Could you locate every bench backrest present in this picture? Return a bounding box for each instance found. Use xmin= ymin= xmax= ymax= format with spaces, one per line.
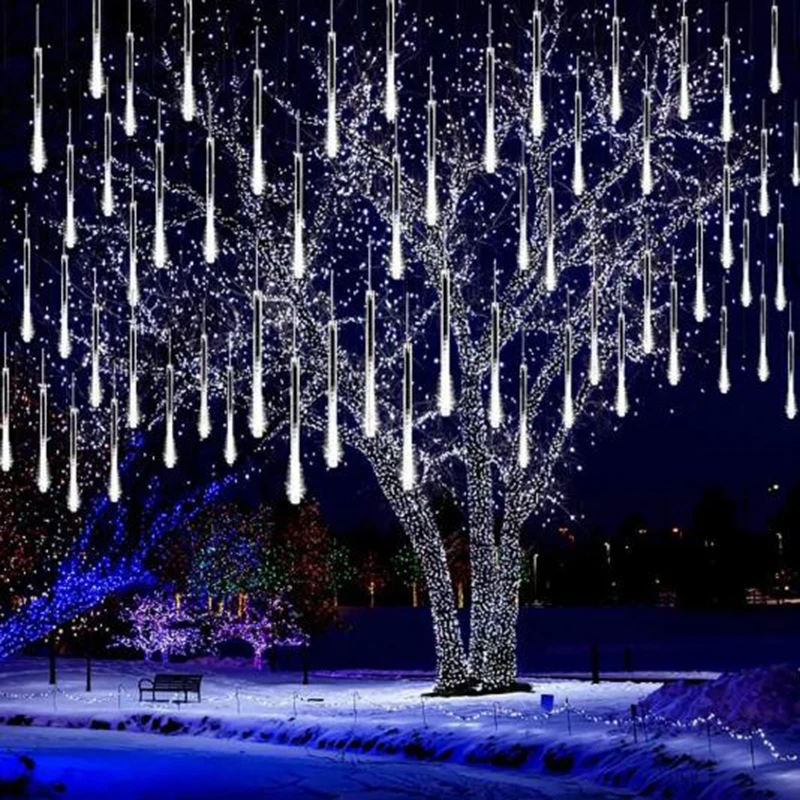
xmin=152 ymin=674 xmax=203 ymax=690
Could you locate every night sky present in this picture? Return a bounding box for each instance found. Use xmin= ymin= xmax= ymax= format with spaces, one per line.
xmin=0 ymin=0 xmax=797 ymax=543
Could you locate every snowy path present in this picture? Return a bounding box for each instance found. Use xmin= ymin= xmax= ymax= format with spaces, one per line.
xmin=2 ymin=726 xmax=632 ymax=799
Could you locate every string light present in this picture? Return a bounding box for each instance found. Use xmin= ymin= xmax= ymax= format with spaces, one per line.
xmin=484 ymin=5 xmax=497 ymax=174
xmin=124 ymin=0 xmax=136 ymax=137
xmin=89 ymin=0 xmax=104 ymax=100
xmin=30 ymin=5 xmax=46 ymax=174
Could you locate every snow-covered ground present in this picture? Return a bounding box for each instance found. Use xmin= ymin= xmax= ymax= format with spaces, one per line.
xmin=0 ymin=726 xmax=633 ymax=799
xmin=0 ymin=658 xmax=798 ymax=798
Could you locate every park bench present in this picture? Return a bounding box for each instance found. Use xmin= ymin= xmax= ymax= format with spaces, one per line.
xmin=138 ymin=673 xmax=203 ymax=704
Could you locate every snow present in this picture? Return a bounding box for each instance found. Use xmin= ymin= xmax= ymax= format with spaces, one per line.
xmin=642 ymin=666 xmax=800 ymax=732
xmin=0 ymin=726 xmax=631 ymax=799
xmin=0 ymin=658 xmax=797 ymax=799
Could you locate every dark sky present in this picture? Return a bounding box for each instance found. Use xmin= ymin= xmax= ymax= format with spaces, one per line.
xmin=0 ymin=0 xmax=798 ymax=543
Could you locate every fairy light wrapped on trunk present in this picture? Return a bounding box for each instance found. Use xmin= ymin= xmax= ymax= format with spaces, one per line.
xmin=124 ymin=0 xmax=136 ymax=137
xmin=89 ymin=0 xmax=104 ymax=100
xmin=30 ymin=5 xmax=46 ymax=174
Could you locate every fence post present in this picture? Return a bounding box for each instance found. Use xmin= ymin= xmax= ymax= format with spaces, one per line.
xmin=630 ymin=704 xmax=638 ymax=744
xmin=566 ymin=698 xmax=572 ymax=736
xmin=352 ymin=691 xmax=359 ymax=725
xmin=493 ymin=702 xmax=499 ymax=732
xmin=118 ymin=684 xmax=123 ymax=711
xmin=590 ymin=643 xmax=600 ymax=684
xmin=421 ymin=697 xmax=427 ymax=728
xmin=235 ymin=688 xmax=241 ymax=715
xmin=292 ymin=691 xmax=298 ymax=718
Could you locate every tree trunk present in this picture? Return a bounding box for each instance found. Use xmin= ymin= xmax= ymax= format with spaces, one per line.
xmin=48 ymin=632 xmax=57 ymax=686
xmin=411 ymin=581 xmax=418 ymax=608
xmin=85 ymin=651 xmax=92 ymax=693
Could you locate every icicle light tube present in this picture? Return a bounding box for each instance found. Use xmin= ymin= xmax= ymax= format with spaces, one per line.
xmin=760 ymin=105 xmax=771 ymax=218
xmin=67 ymin=381 xmax=80 ymax=513
xmin=21 ymin=207 xmax=34 ymax=344
xmin=89 ymin=0 xmax=103 ymax=100
xmin=287 ymin=340 xmax=305 ymax=505
xmin=102 ymin=82 xmax=115 ymax=217
xmin=37 ymin=352 xmax=49 ymax=494
xmin=721 ymin=5 xmax=733 ymax=143
xmin=489 ymin=266 xmax=503 ymax=429
xmin=293 ymin=120 xmax=306 ymax=279
xmin=154 ymin=105 xmax=168 ymax=268
xmin=90 ymin=275 xmax=102 ymax=408
xmin=545 ymin=170 xmax=557 ymax=292
xmin=384 ymin=0 xmax=397 ymax=122
xmin=518 ymin=155 xmax=529 ymax=272
xmin=679 ymin=1 xmax=691 ymax=120
xmin=250 ymin=254 xmax=265 ymax=438
xmin=58 ymin=242 xmax=70 ymax=359
xmin=364 ymin=245 xmax=378 ymax=438
xmin=425 ymin=62 xmax=438 ymax=228
xmin=694 ymin=215 xmax=706 ymax=323
xmin=326 ymin=5 xmax=339 ymax=159
xmin=181 ymin=0 xmax=195 ymax=122
xmin=325 ymin=279 xmax=342 ymax=469
xmin=572 ymin=59 xmax=585 ymax=196
xmin=30 ymin=6 xmax=46 ymax=174
xmin=787 ymin=307 xmax=797 ymax=420
xmin=616 ymin=293 xmax=629 ymax=418
xmin=589 ymin=265 xmax=601 ymax=387
xmin=776 ymin=198 xmax=787 ymax=312
xmin=438 ymin=266 xmax=454 ymax=417
xmin=128 ymin=170 xmax=139 ymax=306
xmin=198 ymin=311 xmax=211 ymax=440
xmin=484 ymin=7 xmax=497 ymax=174
xmin=769 ymin=1 xmax=781 ymax=95
xmin=642 ymin=246 xmax=654 ymax=355
xmin=225 ymin=337 xmax=237 ymax=466
xmin=108 ymin=385 xmax=121 ymax=503
xmin=668 ymin=259 xmax=681 ymax=387
xmin=741 ymin=195 xmax=752 ymax=307
xmin=641 ymin=59 xmax=653 ymax=196
xmin=531 ymin=3 xmax=543 ymax=138
xmin=518 ymin=346 xmax=530 ymax=469
xmin=127 ymin=311 xmax=139 ymax=429
xmin=610 ymin=1 xmax=622 ymax=124
xmin=124 ymin=0 xmax=136 ymax=137
xmin=390 ymin=131 xmax=404 ymax=280
xmin=1 ymin=337 xmax=12 ymax=473
xmin=719 ymin=282 xmax=731 ymax=395
xmin=721 ymin=147 xmax=733 ymax=269
xmin=759 ymin=267 xmax=770 ymax=383
xmin=65 ymin=112 xmax=76 ymax=250
xmin=563 ymin=293 xmax=574 ymax=429
xmin=251 ymin=31 xmax=264 ymax=196
xmin=204 ymin=114 xmax=218 ymax=264
xmin=401 ymin=335 xmax=416 ymax=491
xmin=164 ymin=335 xmax=177 ymax=469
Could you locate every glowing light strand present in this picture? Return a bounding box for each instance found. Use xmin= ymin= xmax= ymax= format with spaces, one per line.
xmin=287 ymin=319 xmax=305 ymax=505
xmin=250 ymin=249 xmax=265 ymax=439
xmin=489 ymin=263 xmax=504 ymax=429
xmin=90 ymin=271 xmax=102 ymax=408
xmin=642 ymin=238 xmax=654 ymax=354
xmin=124 ymin=0 xmax=136 ymax=137
xmin=425 ymin=60 xmax=438 ymax=228
xmin=668 ymin=254 xmax=681 ymax=387
xmin=154 ymin=102 xmax=168 ymax=268
xmin=127 ymin=310 xmax=139 ymax=430
xmin=101 ymin=81 xmax=115 ymax=217
xmin=21 ymin=206 xmax=34 ymax=344
xmin=563 ymin=292 xmax=574 ymax=429
xmin=694 ymin=212 xmax=707 ymax=323
xmin=518 ymin=147 xmax=529 ymax=272
xmin=439 ymin=259 xmax=454 ymax=417
xmin=776 ymin=195 xmax=787 ymax=311
xmin=589 ymin=258 xmax=601 ymax=386
xmin=251 ymin=30 xmax=264 ymax=195
xmin=293 ymin=118 xmax=306 ymax=279
xmin=225 ymin=335 xmax=237 ymax=466
xmin=401 ymin=297 xmax=416 ymax=491
xmin=325 ymin=275 xmax=342 ymax=469
xmin=721 ymin=144 xmax=733 ymax=269
xmin=58 ymin=238 xmax=70 ymax=359
xmin=204 ymin=103 xmax=218 ymax=264
xmin=759 ymin=265 xmax=770 ymax=382
xmin=641 ymin=57 xmax=653 ymax=196
xmin=616 ymin=284 xmax=629 ymax=418
xmin=741 ymin=192 xmax=752 ymax=307
xmin=545 ymin=159 xmax=557 ymax=292
xmin=721 ymin=4 xmax=733 ymax=143
xmin=390 ymin=121 xmax=404 ymax=280
xmin=518 ymin=331 xmax=530 ymax=469
xmin=164 ymin=332 xmax=177 ymax=469
xmin=531 ymin=2 xmax=544 ymax=138
xmin=484 ymin=6 xmax=497 ymax=174
xmin=610 ymin=1 xmax=622 ymax=124
xmin=128 ymin=169 xmax=139 ymax=306
xmin=572 ymin=58 xmax=585 ymax=196
xmin=326 ymin=1 xmax=339 ymax=159
xmin=1 ymin=337 xmax=12 ymax=473
xmin=65 ymin=110 xmax=76 ymax=249
xmin=679 ymin=0 xmax=691 ymax=120
xmin=719 ymin=280 xmax=731 ymax=395
xmin=760 ymin=102 xmax=771 ymax=218
xmin=364 ymin=243 xmax=378 ymax=438
xmin=384 ymin=0 xmax=397 ymax=122
xmin=181 ymin=0 xmax=195 ymax=122
xmin=769 ymin=1 xmax=781 ymax=95
xmin=198 ymin=305 xmax=211 ymax=440
xmin=108 ymin=375 xmax=121 ymax=503
xmin=67 ymin=378 xmax=80 ymax=513
xmin=89 ymin=0 xmax=104 ymax=100
xmin=30 ymin=5 xmax=46 ymax=174
xmin=787 ymin=305 xmax=797 ymax=420
xmin=37 ymin=351 xmax=49 ymax=494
